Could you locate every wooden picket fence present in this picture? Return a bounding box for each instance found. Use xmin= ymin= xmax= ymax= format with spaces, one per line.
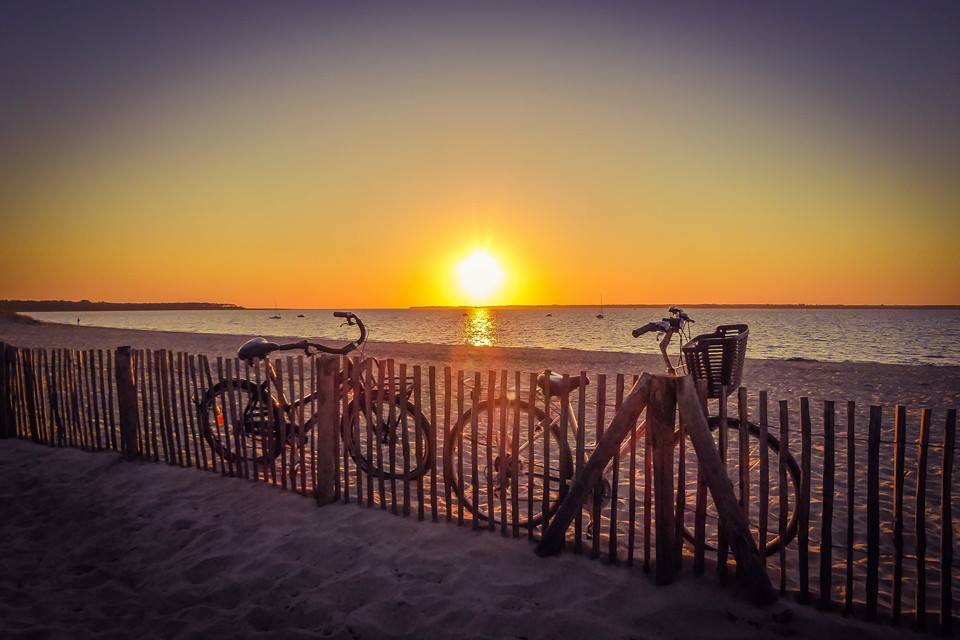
xmin=0 ymin=342 xmax=956 ymax=632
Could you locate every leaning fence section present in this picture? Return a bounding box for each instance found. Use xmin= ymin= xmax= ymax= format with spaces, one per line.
xmin=0 ymin=342 xmax=956 ymax=633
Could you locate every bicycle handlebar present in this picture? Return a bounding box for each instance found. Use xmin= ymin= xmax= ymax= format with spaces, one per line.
xmin=238 ymin=312 xmax=368 ymax=363
xmin=308 ymin=311 xmax=367 ymax=355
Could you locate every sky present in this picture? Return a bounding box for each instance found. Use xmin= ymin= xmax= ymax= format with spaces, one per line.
xmin=1 ymin=1 xmax=958 ymax=308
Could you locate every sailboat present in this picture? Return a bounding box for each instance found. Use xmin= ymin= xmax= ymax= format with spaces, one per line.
xmin=269 ymin=298 xmax=281 ymax=320
xmin=596 ymin=296 xmax=604 ymax=319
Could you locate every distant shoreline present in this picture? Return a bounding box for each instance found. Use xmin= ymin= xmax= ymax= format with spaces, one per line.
xmin=0 ymin=300 xmax=242 ymax=312
xmin=7 ymin=301 xmax=958 ymax=312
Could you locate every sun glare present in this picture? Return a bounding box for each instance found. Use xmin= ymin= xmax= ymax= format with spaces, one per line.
xmin=456 ymin=249 xmax=505 ymax=305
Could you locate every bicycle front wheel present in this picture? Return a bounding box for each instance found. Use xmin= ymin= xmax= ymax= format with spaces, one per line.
xmin=680 ymin=416 xmax=801 ymax=556
xmin=344 ymin=393 xmax=433 ymax=481
xmin=444 ymin=398 xmax=573 ymax=528
xmin=198 ymin=378 xmax=281 ymax=466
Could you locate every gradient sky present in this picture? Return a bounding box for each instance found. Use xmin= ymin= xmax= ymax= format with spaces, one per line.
xmin=1 ymin=1 xmax=958 ymax=307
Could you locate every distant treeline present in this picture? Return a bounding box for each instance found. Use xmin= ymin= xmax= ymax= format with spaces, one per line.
xmin=0 ymin=300 xmax=243 ymax=312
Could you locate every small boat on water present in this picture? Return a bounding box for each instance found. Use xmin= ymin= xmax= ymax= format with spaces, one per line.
xmin=269 ymin=315 xmax=281 ymax=320
xmin=297 ymin=314 xmax=305 ymax=318
xmin=596 ymin=296 xmax=604 ymax=319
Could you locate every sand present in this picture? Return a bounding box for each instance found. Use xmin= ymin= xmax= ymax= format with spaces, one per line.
xmin=0 ymin=439 xmax=918 ymax=639
xmin=2 ymin=313 xmax=958 ymax=634
xmin=2 ymin=313 xmax=958 ymax=409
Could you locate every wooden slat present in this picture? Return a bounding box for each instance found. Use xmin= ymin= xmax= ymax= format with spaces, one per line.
xmin=758 ymin=391 xmax=769 ymax=568
xmin=915 ymin=407 xmax=931 ymax=629
xmin=541 ymin=370 xmax=552 ymax=538
xmin=499 ymin=369 xmax=508 ymax=535
xmin=156 ymin=352 xmax=173 ymax=465
xmin=353 ymin=359 xmax=364 ymax=505
xmin=941 ymin=409 xmax=956 ymax=634
xmin=778 ymin=399 xmax=790 ymax=595
xmin=892 ymin=404 xmax=907 ymax=624
xmin=576 ymin=373 xmax=587 ymax=554
xmin=674 ymin=376 xmax=687 ymax=570
xmin=820 ymin=400 xmax=836 ymax=610
xmin=167 ymin=352 xmax=184 ymax=465
xmin=866 ymin=405 xmax=881 ymax=619
xmin=415 ymin=365 xmax=425 ymax=521
xmin=252 ymin=359 xmax=268 ymax=480
xmin=717 ymin=385 xmax=729 ymax=582
xmin=223 ymin=359 xmax=243 ymax=479
xmin=526 ymin=372 xmax=535 ymax=539
xmin=457 ymin=370 xmax=465 ymax=526
xmin=471 ymin=371 xmax=481 ymax=530
xmin=141 ymin=350 xmax=154 ymax=461
xmin=298 ymin=356 xmax=307 ymax=495
xmin=737 ymin=387 xmax=750 ymax=523
xmin=76 ymin=351 xmax=91 ymax=449
xmin=558 ymin=373 xmax=570 ymax=549
xmin=188 ymin=355 xmax=207 ymax=471
xmin=798 ymin=396 xmax=812 ymax=602
xmin=429 ymin=366 xmax=438 ymax=521
xmin=287 ymin=356 xmax=299 ymax=489
xmin=386 ymin=360 xmax=397 ymax=513
xmin=693 ymin=381 xmax=708 ymax=576
xmin=338 ymin=361 xmax=348 ymax=501
xmin=399 ymin=364 xmax=413 ymax=517
xmin=593 ymin=373 xmax=605 ymax=560
xmin=376 ymin=361 xmax=386 ymax=508
xmin=169 ymin=352 xmax=185 ymax=466
xmin=200 ymin=356 xmax=222 ymax=475
xmin=177 ymin=353 xmax=193 ymax=468
xmin=444 ymin=367 xmax=453 ymax=521
xmin=609 ymin=374 xmax=623 ymax=564
xmin=485 ymin=370 xmax=495 ymax=530
xmin=363 ymin=360 xmax=375 ymax=507
xmin=511 ymin=370 xmax=522 ymax=538
xmin=844 ymin=400 xmax=855 ymax=615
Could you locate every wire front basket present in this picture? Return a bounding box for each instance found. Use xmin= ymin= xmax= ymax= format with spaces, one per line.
xmin=681 ymin=324 xmax=749 ymax=399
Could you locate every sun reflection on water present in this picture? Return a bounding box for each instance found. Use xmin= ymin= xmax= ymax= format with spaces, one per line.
xmin=463 ymin=307 xmax=495 ymax=346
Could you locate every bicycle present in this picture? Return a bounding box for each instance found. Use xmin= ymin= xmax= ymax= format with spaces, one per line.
xmin=197 ymin=312 xmax=433 ymax=481
xmin=444 ymin=314 xmax=801 ymax=555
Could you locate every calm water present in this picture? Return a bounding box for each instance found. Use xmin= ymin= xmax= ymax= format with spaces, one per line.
xmin=27 ymin=307 xmax=960 ymax=366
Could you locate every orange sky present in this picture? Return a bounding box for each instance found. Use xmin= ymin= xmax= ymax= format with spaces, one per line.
xmin=2 ymin=4 xmax=958 ymax=308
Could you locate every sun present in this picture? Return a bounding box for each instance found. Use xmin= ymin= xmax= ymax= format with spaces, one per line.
xmin=456 ymin=249 xmax=505 ymax=305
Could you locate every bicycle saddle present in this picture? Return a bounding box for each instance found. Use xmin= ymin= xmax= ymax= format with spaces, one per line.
xmin=238 ymin=337 xmax=278 ymax=363
xmin=537 ymin=371 xmax=590 ymax=396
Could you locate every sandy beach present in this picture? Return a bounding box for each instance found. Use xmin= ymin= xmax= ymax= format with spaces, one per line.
xmin=3 ymin=313 xmax=958 ymax=410
xmin=0 ymin=439 xmax=919 ymax=639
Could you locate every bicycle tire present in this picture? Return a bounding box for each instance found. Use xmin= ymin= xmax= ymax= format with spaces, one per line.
xmin=679 ymin=415 xmax=801 ymax=556
xmin=198 ymin=378 xmax=281 ymax=466
xmin=444 ymin=397 xmax=573 ymax=528
xmin=344 ymin=394 xmax=433 ymax=481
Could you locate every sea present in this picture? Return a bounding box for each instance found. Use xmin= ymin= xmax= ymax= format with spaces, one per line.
xmin=25 ymin=307 xmax=960 ymax=367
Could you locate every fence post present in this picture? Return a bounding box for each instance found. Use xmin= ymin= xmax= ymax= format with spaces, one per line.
xmin=648 ymin=374 xmax=677 ymax=585
xmin=0 ymin=342 xmax=9 ymax=439
xmin=314 ymin=355 xmax=339 ymax=506
xmin=677 ymin=375 xmax=777 ymax=605
xmin=115 ymin=346 xmax=140 ymax=460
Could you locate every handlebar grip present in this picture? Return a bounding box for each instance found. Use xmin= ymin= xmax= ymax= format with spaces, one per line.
xmin=332 ymin=311 xmax=351 ymax=318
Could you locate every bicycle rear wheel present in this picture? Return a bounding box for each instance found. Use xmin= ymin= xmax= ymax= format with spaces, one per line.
xmin=444 ymin=398 xmax=573 ymax=528
xmin=198 ymin=378 xmax=281 ymax=466
xmin=344 ymin=393 xmax=432 ymax=481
